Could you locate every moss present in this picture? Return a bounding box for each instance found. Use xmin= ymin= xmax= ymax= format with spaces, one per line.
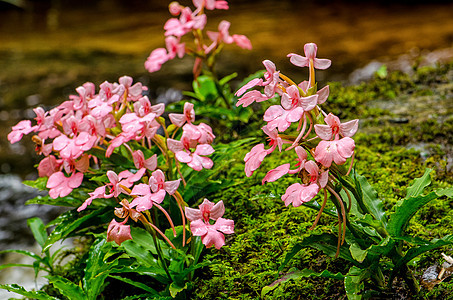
xmin=17 ymin=62 xmax=452 ymax=299
xmin=191 ymin=63 xmax=453 ymax=299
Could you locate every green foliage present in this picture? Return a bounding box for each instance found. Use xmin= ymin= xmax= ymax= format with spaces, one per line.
xmin=267 ymin=169 xmax=453 ymax=299
xmin=192 ymin=64 xmax=453 ymax=299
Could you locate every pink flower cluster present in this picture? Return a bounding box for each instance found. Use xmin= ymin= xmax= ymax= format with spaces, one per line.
xmin=145 ymin=0 xmax=251 ymax=76
xmin=185 ymin=198 xmax=234 ymax=249
xmin=237 ymin=43 xmax=359 ymax=207
xmin=8 ymin=76 xmax=232 ymax=248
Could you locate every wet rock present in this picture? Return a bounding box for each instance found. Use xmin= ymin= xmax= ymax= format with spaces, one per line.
xmin=0 ymin=174 xmax=66 ymax=250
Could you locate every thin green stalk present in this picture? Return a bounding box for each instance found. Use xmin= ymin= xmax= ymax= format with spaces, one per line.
xmin=144 ymin=221 xmax=173 ymax=283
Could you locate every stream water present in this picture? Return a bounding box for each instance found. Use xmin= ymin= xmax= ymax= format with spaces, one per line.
xmin=0 ymin=0 xmax=452 ymax=296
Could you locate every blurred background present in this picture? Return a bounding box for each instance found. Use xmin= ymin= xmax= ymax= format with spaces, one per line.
xmin=0 ymin=0 xmax=452 ymax=278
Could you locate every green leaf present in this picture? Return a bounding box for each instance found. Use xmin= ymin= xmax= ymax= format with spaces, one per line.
xmin=218 ymin=72 xmax=238 ymax=85
xmin=279 ymin=233 xmax=358 ymax=273
xmin=27 ymin=217 xmax=47 ymax=248
xmin=108 ymin=274 xmax=159 ymax=294
xmin=388 ymin=187 xmax=453 ymax=237
xmin=120 ymin=239 xmax=161 ymax=269
xmin=193 ymin=75 xmax=218 ymax=101
xmin=83 ymin=238 xmax=117 ymax=300
xmin=44 ymin=207 xmax=111 ymax=251
xmin=405 ymin=168 xmax=432 ymax=199
xmin=169 ymin=282 xmax=187 ymax=298
xmin=393 ymin=234 xmax=453 ymax=278
xmin=355 ymin=173 xmax=387 ymax=225
xmin=46 ymin=275 xmax=86 ymax=299
xmin=348 ymin=236 xmax=392 ymax=264
xmin=26 ymin=194 xmax=82 ymax=207
xmin=126 ymin=227 xmax=158 ymax=255
xmin=262 ymin=268 xmax=344 ymax=297
xmin=349 ymin=243 xmax=368 ymax=263
xmin=23 ymin=177 xmax=48 ymax=190
xmin=0 ymin=263 xmax=36 ymax=270
xmin=0 ymin=284 xmax=59 ymax=300
xmin=344 ymin=266 xmax=367 ymax=300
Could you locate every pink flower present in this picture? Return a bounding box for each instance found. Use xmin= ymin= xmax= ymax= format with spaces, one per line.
xmin=165 ymin=36 xmax=185 ymax=60
xmin=288 ymin=43 xmax=332 ymax=70
xmin=232 ymin=34 xmax=252 ymax=50
xmin=119 ymin=75 xmax=145 ymax=102
xmin=262 ymin=126 xmax=283 ymax=152
xmin=77 ymin=185 xmax=110 ymax=212
xmin=302 ymin=160 xmax=329 ymax=188
xmin=298 ymin=81 xmax=330 ymax=105
xmin=185 ymin=198 xmax=234 ymax=249
xmin=52 ymin=132 xmax=97 ymax=160
xmin=185 ymin=198 xmax=225 ymax=222
xmin=38 ymin=155 xmax=61 ymax=178
xmin=282 ymin=183 xmax=319 ymax=207
xmin=8 ymin=120 xmax=37 ymax=143
xmin=175 ymin=144 xmax=215 ymax=171
xmin=314 ymin=137 xmax=355 ymax=167
xmin=145 ymin=48 xmax=169 ymax=73
xmin=46 ymin=171 xmax=83 ymax=199
xmin=262 ymin=146 xmax=307 ymax=184
xmin=169 ymin=2 xmax=183 ymax=15
xmin=235 ymin=78 xmax=263 ymax=97
xmin=314 ymin=113 xmax=359 ymax=141
xmin=262 ymin=163 xmax=291 ymax=185
xmin=235 ymin=59 xmax=279 ymax=101
xmin=193 ymin=0 xmax=229 ymax=10
xmin=169 ymin=102 xmax=195 ymax=127
xmin=244 ymin=143 xmax=269 ymax=177
xmin=107 ymin=219 xmax=132 ymax=246
xmin=164 ymin=7 xmax=206 ymax=37
xmin=280 ymin=85 xmax=318 ymax=112
xmin=132 ymin=150 xmax=157 ymax=171
xmin=262 ymin=60 xmax=281 ymax=98
xmin=129 ymin=183 xmax=164 ymax=211
xmin=149 ymin=170 xmax=181 ymax=200
xmin=207 ymin=20 xmax=234 ymax=45
xmin=264 ymin=105 xmax=302 ymax=132
xmin=182 ymin=123 xmax=215 ymax=146
xmin=190 ymin=218 xmax=234 ymax=249
xmin=236 ymin=90 xmax=269 ymax=108
xmin=104 ymin=170 xmax=134 ymax=198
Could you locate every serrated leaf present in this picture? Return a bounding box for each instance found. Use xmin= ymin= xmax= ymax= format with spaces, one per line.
xmin=0 ymin=284 xmax=59 ymax=300
xmin=46 ymin=275 xmax=86 ymax=299
xmin=394 ymin=235 xmax=453 ymax=275
xmin=262 ymin=268 xmax=344 ymax=297
xmin=405 ymin=168 xmax=432 ymax=199
xmin=169 ymin=282 xmax=187 ymax=298
xmin=344 ymin=266 xmax=366 ymax=300
xmin=388 ymin=187 xmax=453 ymax=237
xmin=355 ymin=173 xmax=386 ymax=225
xmin=83 ymin=238 xmax=117 ymax=300
xmin=349 ymin=243 xmax=368 ymax=263
xmin=27 ymin=217 xmax=47 ymax=248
